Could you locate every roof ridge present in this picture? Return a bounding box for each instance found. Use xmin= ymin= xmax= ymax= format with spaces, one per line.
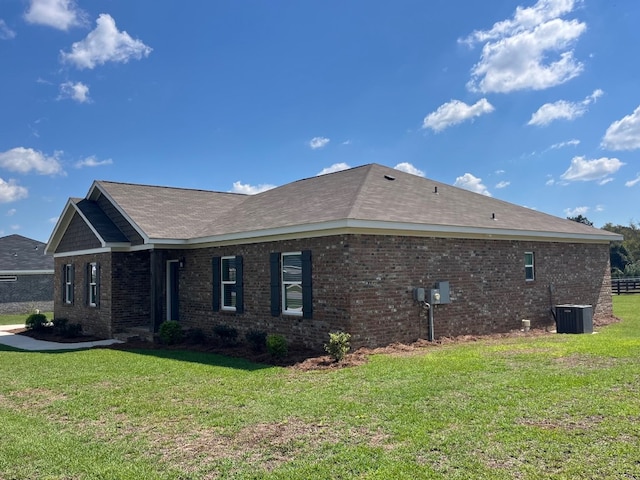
xmin=96 ymin=180 xmax=247 ymax=196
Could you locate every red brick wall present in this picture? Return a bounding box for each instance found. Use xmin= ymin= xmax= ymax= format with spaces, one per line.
xmin=53 ymin=252 xmax=112 ymax=338
xmin=111 ymin=251 xmax=151 ymax=332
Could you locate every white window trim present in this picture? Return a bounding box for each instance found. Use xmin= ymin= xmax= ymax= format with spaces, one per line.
xmin=221 ymin=256 xmax=237 ymax=312
xmin=281 ymin=251 xmax=303 ymax=316
xmin=0 ymin=275 xmax=17 ymax=282
xmin=88 ymin=262 xmax=98 ymax=307
xmin=64 ymin=264 xmax=73 ymax=304
xmin=525 ymin=252 xmax=535 ymax=281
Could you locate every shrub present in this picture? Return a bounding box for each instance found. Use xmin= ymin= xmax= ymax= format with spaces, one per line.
xmin=25 ymin=313 xmax=48 ymax=331
xmin=245 ymin=329 xmax=267 ymax=352
xmin=52 ymin=317 xmax=69 ymax=335
xmin=159 ymin=320 xmax=183 ymax=345
xmin=324 ymin=331 xmax=351 ymax=362
xmin=213 ymin=324 xmax=238 ymax=346
xmin=266 ymin=334 xmax=288 ymax=358
xmin=65 ymin=323 xmax=83 ymax=338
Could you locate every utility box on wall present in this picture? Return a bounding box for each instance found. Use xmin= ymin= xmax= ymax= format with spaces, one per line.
xmin=430 ymin=281 xmax=450 ymax=305
xmin=555 ymin=304 xmax=593 ymax=334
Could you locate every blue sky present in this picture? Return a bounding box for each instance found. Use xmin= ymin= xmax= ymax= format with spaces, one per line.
xmin=1 ymin=0 xmax=639 ymax=242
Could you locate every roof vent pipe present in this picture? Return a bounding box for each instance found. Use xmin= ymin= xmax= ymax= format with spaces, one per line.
xmin=492 ymin=213 xmax=496 ymax=220
xmin=434 ymin=186 xmax=438 ymax=194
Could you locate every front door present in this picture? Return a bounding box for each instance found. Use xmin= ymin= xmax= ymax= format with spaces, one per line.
xmin=166 ymin=260 xmax=180 ymax=321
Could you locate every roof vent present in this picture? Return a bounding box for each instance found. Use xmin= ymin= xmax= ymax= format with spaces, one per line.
xmin=492 ymin=213 xmax=496 ymax=220
xmin=434 ymin=186 xmax=438 ymax=194
xmin=384 ymin=174 xmax=396 ymax=181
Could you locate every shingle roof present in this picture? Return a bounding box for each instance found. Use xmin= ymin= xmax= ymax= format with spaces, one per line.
xmin=0 ymin=234 xmax=53 ymax=271
xmin=74 ymin=199 xmax=129 ymax=243
xmin=84 ymin=164 xmax=621 ymax=245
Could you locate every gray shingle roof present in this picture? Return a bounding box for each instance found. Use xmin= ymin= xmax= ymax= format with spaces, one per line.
xmin=91 ymin=164 xmax=620 ymax=244
xmin=74 ymin=199 xmax=129 ymax=243
xmin=0 ymin=234 xmax=53 ymax=271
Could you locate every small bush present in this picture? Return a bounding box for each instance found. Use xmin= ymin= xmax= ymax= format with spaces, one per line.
xmin=52 ymin=317 xmax=69 ymax=335
xmin=185 ymin=328 xmax=207 ymax=344
xmin=25 ymin=313 xmax=48 ymax=331
xmin=324 ymin=331 xmax=351 ymax=362
xmin=245 ymin=329 xmax=267 ymax=352
xmin=65 ymin=323 xmax=83 ymax=338
xmin=159 ymin=320 xmax=183 ymax=345
xmin=213 ymin=324 xmax=238 ymax=346
xmin=266 ymin=334 xmax=288 ymax=358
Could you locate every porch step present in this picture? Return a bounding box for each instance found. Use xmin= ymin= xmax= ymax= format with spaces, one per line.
xmin=113 ymin=327 xmax=154 ymax=343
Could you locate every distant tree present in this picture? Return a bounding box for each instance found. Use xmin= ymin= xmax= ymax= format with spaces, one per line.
xmin=567 ymin=214 xmax=594 ymax=226
xmin=603 ymin=221 xmax=640 ymax=277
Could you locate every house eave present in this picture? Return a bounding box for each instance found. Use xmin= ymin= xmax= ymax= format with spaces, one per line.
xmin=0 ymin=269 xmax=54 ymax=275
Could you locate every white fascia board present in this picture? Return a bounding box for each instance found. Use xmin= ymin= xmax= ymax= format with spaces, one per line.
xmin=0 ymin=270 xmax=54 ymax=275
xmin=52 ymin=247 xmax=113 ymax=258
xmin=181 ymin=219 xmax=621 ymax=246
xmin=45 ymin=199 xmax=76 ymax=255
xmin=89 ymin=182 xmax=150 ymax=244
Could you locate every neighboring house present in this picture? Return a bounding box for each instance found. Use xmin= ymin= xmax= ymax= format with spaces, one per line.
xmin=0 ymin=234 xmax=54 ymax=314
xmin=45 ymin=164 xmax=622 ymax=348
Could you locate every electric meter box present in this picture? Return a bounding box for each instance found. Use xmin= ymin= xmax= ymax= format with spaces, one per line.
xmin=435 ymin=281 xmax=450 ymax=304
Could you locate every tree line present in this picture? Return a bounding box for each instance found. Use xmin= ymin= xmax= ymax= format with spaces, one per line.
xmin=569 ymin=215 xmax=640 ymax=278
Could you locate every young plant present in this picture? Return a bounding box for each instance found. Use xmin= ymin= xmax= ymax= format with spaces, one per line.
xmin=266 ymin=334 xmax=288 ymax=358
xmin=213 ymin=324 xmax=239 ymax=346
xmin=158 ymin=320 xmax=183 ymax=345
xmin=324 ymin=331 xmax=351 ymax=362
xmin=25 ymin=313 xmax=48 ymax=332
xmin=245 ymin=329 xmax=267 ymax=352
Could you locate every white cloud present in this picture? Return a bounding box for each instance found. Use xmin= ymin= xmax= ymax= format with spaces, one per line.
xmin=60 ymin=14 xmax=152 ymax=69
xmin=550 ymin=139 xmax=580 ymax=149
xmin=564 ymin=206 xmax=589 ymax=217
xmin=528 ymin=89 xmax=603 ymax=126
xmin=7 ymin=208 xmax=16 ymax=216
xmin=422 ymin=98 xmax=494 ymax=132
xmin=560 ymin=156 xmax=624 ymax=182
xmin=49 ymin=216 xmax=60 ymax=223
xmin=625 ymin=174 xmax=640 ymax=188
xmin=0 ymin=19 xmax=16 ymax=39
xmin=24 ymin=0 xmax=86 ymax=31
xmin=75 ymin=156 xmax=113 ymax=168
xmin=495 ymin=180 xmax=510 ymax=189
xmin=59 ymin=81 xmax=91 ymax=103
xmin=0 ymin=178 xmax=28 ymax=203
xmin=394 ymin=162 xmax=425 ymax=177
xmin=10 ymin=224 xmax=20 ymax=231
xmin=309 ymin=137 xmax=330 ymax=150
xmin=463 ymin=0 xmax=586 ymax=93
xmin=601 ymin=105 xmax=640 ymax=151
xmin=317 ymin=163 xmax=351 ymax=176
xmin=230 ymin=181 xmax=276 ymax=195
xmin=0 ymin=147 xmax=64 ymax=175
xmin=454 ymin=173 xmax=492 ymax=196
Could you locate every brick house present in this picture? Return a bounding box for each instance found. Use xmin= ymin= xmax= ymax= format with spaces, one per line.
xmin=0 ymin=234 xmax=54 ymax=314
xmin=45 ymin=164 xmax=622 ymax=348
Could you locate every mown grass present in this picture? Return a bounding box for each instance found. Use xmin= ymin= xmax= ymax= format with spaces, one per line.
xmin=1 ymin=297 xmax=639 ymax=479
xmin=0 ymin=312 xmax=53 ymax=326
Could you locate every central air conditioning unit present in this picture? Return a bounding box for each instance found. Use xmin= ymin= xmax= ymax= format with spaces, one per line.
xmin=555 ymin=304 xmax=593 ymax=334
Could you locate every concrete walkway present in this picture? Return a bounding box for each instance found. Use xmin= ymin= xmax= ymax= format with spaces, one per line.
xmin=0 ymin=324 xmax=122 ymax=351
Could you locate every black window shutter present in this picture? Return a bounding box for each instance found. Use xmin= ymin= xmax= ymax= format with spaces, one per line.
xmin=235 ymin=255 xmax=244 ymax=314
xmin=270 ymin=252 xmax=280 ymax=316
xmin=212 ymin=256 xmax=221 ymax=311
xmin=61 ymin=265 xmax=66 ymax=303
xmin=69 ymin=264 xmax=74 ymax=304
xmin=95 ymin=262 xmax=100 ymax=308
xmin=301 ymin=250 xmax=313 ymax=319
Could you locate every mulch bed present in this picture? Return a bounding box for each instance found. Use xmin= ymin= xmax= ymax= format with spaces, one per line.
xmin=9 ymin=315 xmax=621 ymax=371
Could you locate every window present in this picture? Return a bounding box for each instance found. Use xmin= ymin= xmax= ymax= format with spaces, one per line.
xmin=63 ymin=264 xmax=74 ymax=304
xmin=87 ymin=262 xmax=99 ymax=307
xmin=270 ymin=250 xmax=312 ymax=318
xmin=282 ymin=252 xmax=303 ymax=315
xmin=212 ymin=256 xmax=244 ymax=313
xmin=0 ymin=275 xmax=17 ymax=282
xmin=525 ymin=252 xmax=535 ymax=281
xmin=221 ymin=256 xmax=237 ymax=311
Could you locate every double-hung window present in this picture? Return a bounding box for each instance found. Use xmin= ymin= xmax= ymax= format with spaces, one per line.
xmin=212 ymin=255 xmax=244 ymax=313
xmin=221 ymin=256 xmax=237 ymax=311
xmin=88 ymin=262 xmax=99 ymax=307
xmin=524 ymin=252 xmax=535 ymax=281
xmin=270 ymin=250 xmax=312 ymax=318
xmin=63 ymin=264 xmax=74 ymax=304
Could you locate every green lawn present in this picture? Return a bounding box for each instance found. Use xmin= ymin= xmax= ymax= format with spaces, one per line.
xmin=0 ymin=312 xmax=53 ymax=326
xmin=1 ymin=297 xmax=639 ymax=479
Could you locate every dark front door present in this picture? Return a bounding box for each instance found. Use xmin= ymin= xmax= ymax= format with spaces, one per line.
xmin=167 ymin=260 xmax=179 ymax=321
